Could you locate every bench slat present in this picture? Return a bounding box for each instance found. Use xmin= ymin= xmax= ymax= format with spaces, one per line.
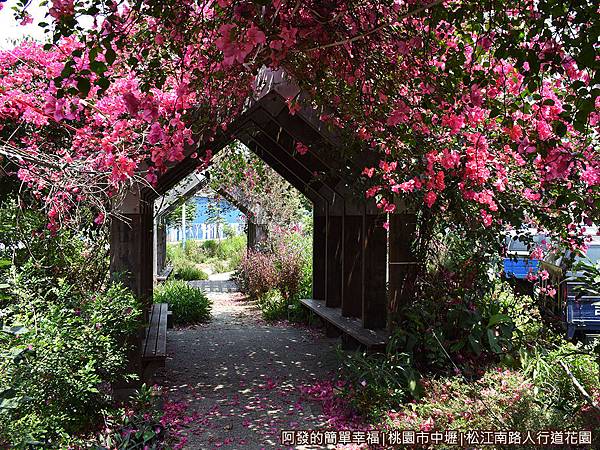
xmin=143 ymin=303 xmax=168 ymax=360
xmin=143 ymin=304 xmax=158 ymax=357
xmin=156 ymin=266 xmax=174 ymax=283
xmin=155 ymin=303 xmax=167 ymax=358
xmin=300 ymin=299 xmax=389 ymax=349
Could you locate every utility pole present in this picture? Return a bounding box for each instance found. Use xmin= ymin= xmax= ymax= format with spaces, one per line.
xmin=181 ymin=201 xmax=187 ymax=249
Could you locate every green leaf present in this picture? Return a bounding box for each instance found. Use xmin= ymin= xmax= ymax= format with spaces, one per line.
xmin=90 ymin=60 xmax=107 ymax=75
xmin=89 ymin=46 xmax=99 ymax=62
xmin=487 ymin=314 xmax=512 ymax=328
xmin=0 ymin=397 xmax=20 ymax=410
xmin=60 ymin=61 xmax=75 ymax=79
xmin=143 ymin=430 xmax=156 ymax=442
xmin=487 ymin=329 xmax=502 ymax=353
xmin=105 ymin=46 xmax=116 ymax=65
xmin=577 ymin=44 xmax=596 ymax=68
xmin=468 ymin=335 xmax=482 ymax=356
xmin=96 ymin=77 xmax=110 ymax=90
xmin=555 ymin=121 xmax=567 ymax=137
xmin=76 ymin=77 xmax=91 ymax=97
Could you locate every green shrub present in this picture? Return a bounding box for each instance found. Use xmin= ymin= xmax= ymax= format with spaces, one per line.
xmin=338 ymin=341 xmax=422 ymax=421
xmin=91 ymin=384 xmax=168 ymax=449
xmin=0 ymin=280 xmax=141 ymax=446
xmin=257 ymin=289 xmax=287 ymax=322
xmin=211 ymin=259 xmax=229 ymax=274
xmin=173 ymin=260 xmax=208 ymax=281
xmin=201 ymin=239 xmax=219 ymax=257
xmin=167 ymin=241 xmax=208 ymax=266
xmin=154 ymin=280 xmax=212 ymax=325
xmin=519 ymin=340 xmax=600 ymax=412
xmin=384 ymin=368 xmax=599 ymax=436
xmin=183 ymin=240 xmax=208 ymax=264
xmin=227 ymin=249 xmax=243 ymax=272
xmin=166 ymin=242 xmax=185 ymax=263
xmin=216 ymin=234 xmax=246 ymax=260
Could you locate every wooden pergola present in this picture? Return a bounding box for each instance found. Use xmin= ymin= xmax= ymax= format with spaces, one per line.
xmin=110 ymin=69 xmax=418 ymax=374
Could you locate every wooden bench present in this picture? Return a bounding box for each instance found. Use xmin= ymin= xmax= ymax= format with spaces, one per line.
xmin=142 ymin=303 xmax=172 ymax=379
xmin=156 ymin=266 xmax=174 ymax=283
xmin=300 ymin=299 xmax=389 ymax=351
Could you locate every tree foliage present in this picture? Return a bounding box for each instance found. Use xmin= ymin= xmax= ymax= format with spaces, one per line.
xmin=0 ymin=0 xmax=597 ymax=250
xmin=209 ymin=142 xmax=309 ymax=229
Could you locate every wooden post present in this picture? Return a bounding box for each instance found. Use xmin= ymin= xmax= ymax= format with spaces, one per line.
xmin=109 ymin=187 xmax=154 ymax=388
xmin=313 ymin=201 xmax=327 ymax=301
xmin=155 ymin=218 xmax=167 ymax=278
xmin=326 ymin=194 xmax=344 ymax=308
xmin=388 ymin=212 xmax=419 ymax=323
xmin=342 ymin=203 xmax=363 ymax=318
xmin=362 ymin=211 xmax=387 ymax=329
xmin=247 ymin=221 xmax=269 ymax=251
xmin=110 ymin=190 xmax=154 ymax=308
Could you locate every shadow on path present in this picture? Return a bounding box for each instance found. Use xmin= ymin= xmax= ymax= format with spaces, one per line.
xmin=160 ymin=291 xmax=341 ymax=449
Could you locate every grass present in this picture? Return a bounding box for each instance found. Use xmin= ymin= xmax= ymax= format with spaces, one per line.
xmin=167 ymin=236 xmax=247 ymax=275
xmin=154 ymin=280 xmax=212 ymax=325
xmin=173 ymin=260 xmax=208 ymax=281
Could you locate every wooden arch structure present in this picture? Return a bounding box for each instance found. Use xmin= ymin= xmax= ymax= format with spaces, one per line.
xmin=109 ymin=69 xmax=418 ymax=371
xmin=213 ymin=187 xmax=269 ymax=251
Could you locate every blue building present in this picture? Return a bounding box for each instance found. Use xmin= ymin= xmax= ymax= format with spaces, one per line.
xmin=167 ymin=196 xmax=244 ymax=242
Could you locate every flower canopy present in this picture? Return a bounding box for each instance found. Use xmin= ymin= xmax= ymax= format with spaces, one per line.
xmin=0 ymin=0 xmax=598 ymax=247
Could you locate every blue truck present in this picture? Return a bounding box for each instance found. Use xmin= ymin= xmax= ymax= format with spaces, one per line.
xmin=539 ymin=240 xmax=600 ymax=341
xmin=564 ymin=243 xmax=600 ymax=340
xmin=502 ymin=232 xmax=545 ymax=281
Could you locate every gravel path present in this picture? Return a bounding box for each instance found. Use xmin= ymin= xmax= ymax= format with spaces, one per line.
xmin=160 ymin=291 xmax=342 ymax=449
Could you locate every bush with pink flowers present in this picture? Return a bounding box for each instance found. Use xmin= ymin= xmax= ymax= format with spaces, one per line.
xmin=235 ymin=249 xmax=279 ymax=300
xmin=384 ymin=367 xmax=600 ymax=436
xmin=234 ymin=229 xmax=312 ymax=322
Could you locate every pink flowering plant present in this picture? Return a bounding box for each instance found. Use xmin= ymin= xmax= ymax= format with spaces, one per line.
xmin=235 ymin=227 xmax=313 ymax=322
xmin=1 ymin=0 xmax=599 ymax=445
xmin=235 ymin=249 xmax=279 ymax=300
xmin=0 ymin=0 xmax=596 ymax=249
xmin=383 ymin=369 xmax=579 ymax=432
xmin=93 ymin=384 xmax=169 ymax=450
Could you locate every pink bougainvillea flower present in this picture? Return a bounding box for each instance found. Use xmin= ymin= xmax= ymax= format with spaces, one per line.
xmin=94 ymin=213 xmax=105 ymax=225
xmin=362 ymin=167 xmax=375 ymax=178
xmin=480 ymin=209 xmax=493 ymax=227
xmin=147 ymin=122 xmax=164 ymax=145
xmin=295 ymin=142 xmax=309 ymax=155
xmin=19 ymin=13 xmax=33 ymax=26
xmin=424 ymin=191 xmax=437 ymax=208
xmin=49 ymin=0 xmax=75 ymax=20
xmin=246 ymin=25 xmax=266 ymax=46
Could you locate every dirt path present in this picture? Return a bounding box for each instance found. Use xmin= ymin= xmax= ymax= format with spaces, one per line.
xmin=160 ymin=291 xmax=343 ymax=449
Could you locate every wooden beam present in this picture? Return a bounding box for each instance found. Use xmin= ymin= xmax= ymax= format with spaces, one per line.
xmin=239 ymin=134 xmax=324 ymax=203
xmin=326 ymin=203 xmax=344 ymax=308
xmin=313 ymin=204 xmax=327 ymax=302
xmin=342 ymin=210 xmax=363 ymax=317
xmin=362 ymin=213 xmax=387 ymax=329
xmin=388 ymin=213 xmax=419 ymax=318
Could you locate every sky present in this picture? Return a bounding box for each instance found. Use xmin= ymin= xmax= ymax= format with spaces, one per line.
xmin=0 ymin=1 xmax=49 ymax=49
